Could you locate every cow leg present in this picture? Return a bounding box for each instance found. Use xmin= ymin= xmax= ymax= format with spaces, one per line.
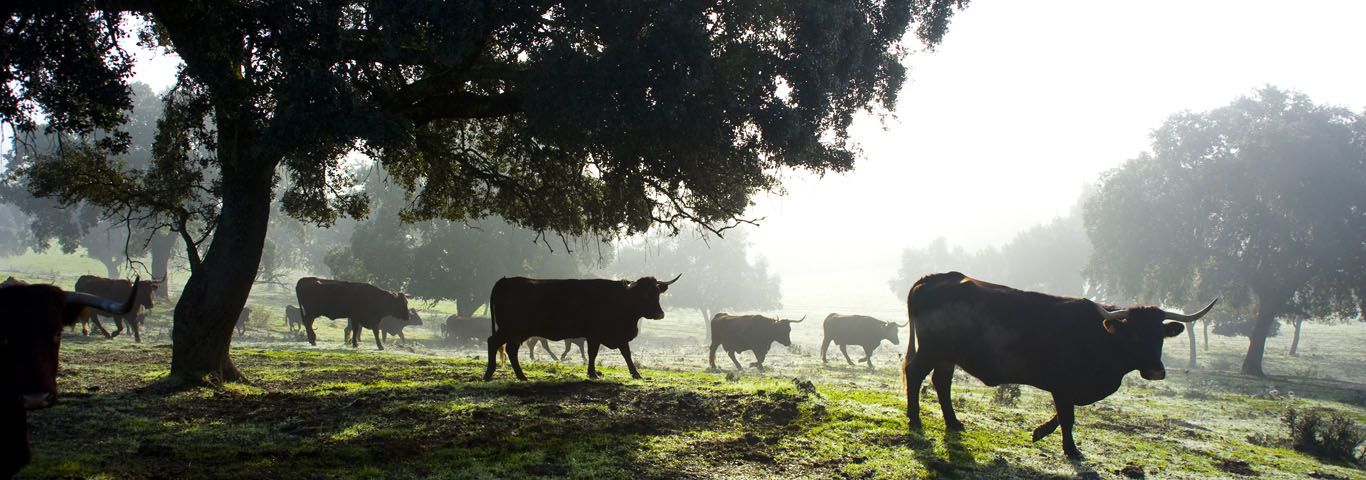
xmin=620 ymin=343 xmax=643 ymax=379
xmin=820 ymin=336 xmax=832 ymax=364
xmin=483 ymin=335 xmax=504 ymax=381
xmin=109 ymin=317 xmax=124 ymax=338
xmin=2 ymin=407 xmax=31 ymax=479
xmin=559 ymin=341 xmax=572 ymax=363
xmin=507 ymin=340 xmax=528 ymax=381
xmin=861 ymin=344 xmax=878 ymax=368
xmin=1031 ymin=415 xmax=1060 ymax=442
xmin=129 ymin=314 xmax=142 ymax=343
xmin=90 ymin=314 xmax=111 ymax=338
xmin=372 ymin=324 xmax=384 ymax=350
xmin=397 ymin=331 xmax=405 ymax=345
xmin=753 ymin=349 xmax=768 ymax=371
xmin=902 ymin=350 xmax=936 ymax=429
xmin=839 ymin=344 xmax=855 ymax=366
xmin=1051 ymin=393 xmax=1081 ymax=458
xmin=932 ymin=363 xmax=965 ymax=431
xmin=708 ymin=343 xmax=721 ymax=370
xmin=303 ymin=316 xmax=319 ymax=346
xmin=726 ymin=349 xmax=744 ymax=370
xmin=539 ymin=338 xmax=559 ymax=362
xmin=586 ymin=341 xmax=602 ymax=379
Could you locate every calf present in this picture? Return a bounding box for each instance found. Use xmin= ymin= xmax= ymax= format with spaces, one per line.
xmin=379 ymin=309 xmax=423 ymax=345
xmin=284 ymin=305 xmax=303 ymax=333
xmin=708 ymin=313 xmax=805 ymax=371
xmin=821 ymin=313 xmax=906 ymax=368
xmin=235 ymin=307 xmax=252 ymax=337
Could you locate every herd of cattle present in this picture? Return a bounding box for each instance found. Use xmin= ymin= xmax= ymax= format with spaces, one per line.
xmin=1 ymin=270 xmax=1217 ymax=475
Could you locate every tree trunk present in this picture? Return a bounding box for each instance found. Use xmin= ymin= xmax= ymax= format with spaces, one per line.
xmin=1241 ymin=304 xmax=1280 ymax=377
xmin=1288 ymin=317 xmax=1303 ymax=356
xmin=149 ymin=231 xmax=174 ymax=299
xmin=700 ymin=308 xmax=712 ymax=344
xmin=99 ymin=256 xmax=121 ymax=278
xmin=456 ymin=293 xmax=482 ymax=318
xmin=1185 ymin=320 xmax=1198 ymax=368
xmin=168 ymin=153 xmax=275 ymax=384
xmin=1202 ymin=319 xmax=1209 ymax=351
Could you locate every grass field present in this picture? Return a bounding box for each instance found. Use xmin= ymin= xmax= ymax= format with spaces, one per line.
xmin=5 ymin=253 xmax=1366 ymax=479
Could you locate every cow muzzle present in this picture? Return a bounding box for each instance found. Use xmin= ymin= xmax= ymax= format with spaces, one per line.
xmin=1139 ymin=369 xmax=1166 ymax=380
xmin=22 ymin=392 xmax=55 ymax=410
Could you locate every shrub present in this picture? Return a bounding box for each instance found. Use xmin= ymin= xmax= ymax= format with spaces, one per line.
xmin=1284 ymin=404 xmax=1366 ymax=467
xmin=992 ymin=384 xmax=1021 ymax=406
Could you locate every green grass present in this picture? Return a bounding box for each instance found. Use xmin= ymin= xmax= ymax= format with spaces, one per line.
xmin=8 ymin=251 xmax=1366 ymax=479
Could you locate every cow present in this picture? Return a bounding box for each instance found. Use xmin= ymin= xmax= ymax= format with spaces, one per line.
xmin=73 ymin=275 xmax=158 ymax=343
xmin=483 ymin=274 xmax=680 ymax=381
xmin=284 ymin=305 xmax=303 ymax=333
xmin=821 ymin=313 xmax=907 ymax=368
xmin=235 ymin=307 xmax=252 ymax=337
xmin=443 ymin=315 xmax=489 ymax=346
xmin=708 ymin=313 xmax=806 ymax=371
xmin=296 ymin=277 xmax=410 ymax=350
xmin=525 ymin=337 xmax=587 ymax=363
xmin=378 ymin=309 xmax=423 ymax=345
xmin=901 ymin=272 xmax=1216 ymax=457
xmin=1 ymin=278 xmax=137 ymax=478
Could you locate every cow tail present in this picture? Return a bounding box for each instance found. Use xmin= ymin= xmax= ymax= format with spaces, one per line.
xmin=900 ymin=287 xmax=917 ymax=395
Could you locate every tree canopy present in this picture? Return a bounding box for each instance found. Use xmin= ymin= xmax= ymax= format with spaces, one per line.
xmin=2 ymin=0 xmax=969 ymax=383
xmin=1085 ymin=87 xmax=1366 ymax=376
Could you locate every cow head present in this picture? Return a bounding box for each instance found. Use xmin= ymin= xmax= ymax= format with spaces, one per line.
xmin=882 ymin=320 xmax=909 ymax=345
xmin=406 ymin=308 xmax=423 ymax=326
xmin=772 ymin=315 xmax=806 ymax=346
xmin=3 ymin=283 xmax=136 ymax=410
xmin=386 ymin=293 xmax=411 ymax=321
xmin=1095 ymin=299 xmax=1217 ymax=380
xmin=134 ymin=279 xmax=159 ymax=311
xmin=626 ymin=274 xmax=681 ymax=320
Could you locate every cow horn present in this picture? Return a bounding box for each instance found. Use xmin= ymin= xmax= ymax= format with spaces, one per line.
xmin=66 ymin=276 xmax=139 ymax=314
xmin=787 ymin=315 xmax=806 ymax=324
xmin=1093 ymin=302 xmax=1128 ymax=321
xmin=896 ymin=321 xmax=910 ymax=328
xmin=660 ymin=273 xmax=682 ymax=286
xmin=1163 ymin=298 xmax=1219 ymax=323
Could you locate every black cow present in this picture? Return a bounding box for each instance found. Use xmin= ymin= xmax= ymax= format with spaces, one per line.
xmin=708 ymin=313 xmax=805 ymax=371
xmin=284 ymin=305 xmax=303 ymax=333
xmin=821 ymin=313 xmax=906 ymax=368
xmin=73 ymin=275 xmax=158 ymax=343
xmin=295 ymin=277 xmax=410 ymax=350
xmin=902 ymin=272 xmax=1216 ymax=457
xmin=379 ymin=309 xmax=423 ymax=345
xmin=235 ymin=307 xmax=252 ymax=337
xmin=484 ymin=274 xmax=680 ymax=381
xmin=443 ymin=315 xmax=489 ymax=346
xmin=1 ymin=279 xmax=136 ymax=478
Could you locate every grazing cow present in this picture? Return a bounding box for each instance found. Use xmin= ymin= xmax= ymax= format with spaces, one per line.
xmin=284 ymin=305 xmax=303 ymax=333
xmin=902 ymin=272 xmax=1216 ymax=457
xmin=1 ymin=279 xmax=137 ymax=478
xmin=484 ymin=274 xmax=680 ymax=381
xmin=443 ymin=315 xmax=490 ymax=346
xmin=73 ymin=275 xmax=158 ymax=343
xmin=525 ymin=337 xmax=588 ymax=363
xmin=708 ymin=313 xmax=806 ymax=371
xmin=378 ymin=309 xmax=423 ymax=345
xmin=235 ymin=307 xmax=252 ymax=337
xmin=295 ymin=277 xmax=410 ymax=350
xmin=821 ymin=313 xmax=907 ymax=368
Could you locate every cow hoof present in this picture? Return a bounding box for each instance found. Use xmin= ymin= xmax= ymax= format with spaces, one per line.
xmin=945 ymin=420 xmax=966 ymax=432
xmin=1064 ymin=449 xmax=1084 ymax=460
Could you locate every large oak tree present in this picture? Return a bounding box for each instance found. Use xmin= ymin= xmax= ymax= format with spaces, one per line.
xmin=3 ymin=1 xmax=968 ymax=383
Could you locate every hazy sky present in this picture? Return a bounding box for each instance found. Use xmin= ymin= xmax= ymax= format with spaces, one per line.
xmin=106 ymin=0 xmax=1366 ymax=320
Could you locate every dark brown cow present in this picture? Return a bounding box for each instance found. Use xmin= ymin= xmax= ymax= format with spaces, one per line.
xmin=443 ymin=315 xmax=489 ymax=346
xmin=902 ymin=272 xmax=1216 ymax=457
xmin=284 ymin=305 xmax=303 ymax=333
xmin=234 ymin=307 xmax=252 ymax=337
xmin=708 ymin=313 xmax=805 ymax=371
xmin=73 ymin=275 xmax=158 ymax=343
xmin=296 ymin=277 xmax=410 ymax=350
xmin=821 ymin=313 xmax=906 ymax=368
xmin=1 ymin=279 xmax=136 ymax=478
xmin=484 ymin=275 xmax=680 ymax=381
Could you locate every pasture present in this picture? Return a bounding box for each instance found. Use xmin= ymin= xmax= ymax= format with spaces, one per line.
xmin=4 ymin=257 xmax=1366 ymax=479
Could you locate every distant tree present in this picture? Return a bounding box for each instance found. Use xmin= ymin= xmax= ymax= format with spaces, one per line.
xmin=612 ymin=230 xmax=781 ymax=342
xmin=1085 ymin=87 xmax=1366 ymax=376
xmin=0 ymin=203 xmax=29 ymax=257
xmin=3 ymin=1 xmax=968 ymax=383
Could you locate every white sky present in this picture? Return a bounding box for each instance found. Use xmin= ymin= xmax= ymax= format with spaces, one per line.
xmin=109 ymin=0 xmax=1366 ymax=320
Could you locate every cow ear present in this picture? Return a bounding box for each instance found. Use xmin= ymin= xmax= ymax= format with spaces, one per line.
xmin=1102 ymin=318 xmax=1121 ymax=335
xmin=657 ymin=284 xmax=669 ymax=293
xmin=1162 ymin=322 xmax=1185 ymax=338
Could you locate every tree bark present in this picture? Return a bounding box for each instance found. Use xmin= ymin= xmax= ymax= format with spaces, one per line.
xmin=1185 ymin=321 xmax=1198 ymax=368
xmin=1241 ymin=303 xmax=1281 ymax=377
xmin=101 ymin=258 xmax=121 ymax=278
xmin=1288 ymin=317 xmax=1303 ymax=356
xmin=149 ymin=231 xmax=174 ymax=299
xmin=1202 ymin=319 xmax=1209 ymax=351
xmin=699 ymin=308 xmax=712 ymax=344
